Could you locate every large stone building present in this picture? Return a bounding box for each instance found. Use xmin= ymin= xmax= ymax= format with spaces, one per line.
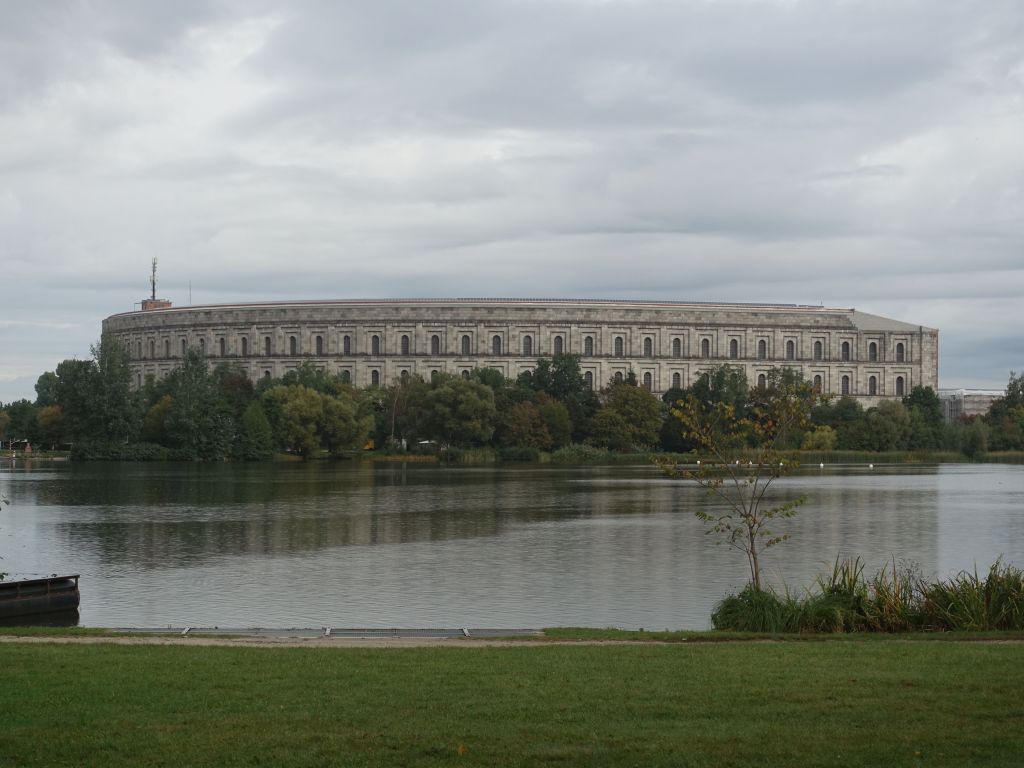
xmin=102 ymin=298 xmax=938 ymax=401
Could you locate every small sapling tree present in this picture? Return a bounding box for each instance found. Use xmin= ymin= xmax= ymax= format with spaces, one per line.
xmin=659 ymin=367 xmax=817 ymax=591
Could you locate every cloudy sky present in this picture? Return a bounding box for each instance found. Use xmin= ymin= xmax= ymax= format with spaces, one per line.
xmin=1 ymin=0 xmax=1022 ymax=402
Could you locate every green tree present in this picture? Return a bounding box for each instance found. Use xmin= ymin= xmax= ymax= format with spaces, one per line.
xmin=53 ymin=359 xmax=95 ymax=443
xmin=37 ymin=405 xmax=65 ymax=449
xmin=320 ymin=390 xmax=373 ymax=456
xmin=660 ymin=374 xmax=815 ymax=592
xmin=238 ymin=401 xmax=275 ymax=460
xmin=904 ymin=386 xmax=944 ymax=449
xmin=986 ymin=373 xmax=1024 ymax=451
xmin=164 ymin=349 xmax=232 ymax=459
xmin=142 ymin=395 xmax=174 ymax=444
xmin=498 ymin=401 xmax=553 ymax=450
xmin=589 ymin=380 xmax=661 ymax=451
xmin=3 ymin=400 xmax=40 ymax=445
xmin=415 ymin=375 xmax=497 ymax=446
xmin=91 ymin=334 xmax=141 ymax=443
xmin=34 ymin=372 xmax=59 ymax=407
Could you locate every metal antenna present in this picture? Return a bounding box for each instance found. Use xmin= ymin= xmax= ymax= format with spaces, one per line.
xmin=150 ymin=258 xmax=158 ymax=301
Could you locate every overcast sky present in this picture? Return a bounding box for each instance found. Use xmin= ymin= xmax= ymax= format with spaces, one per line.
xmin=1 ymin=0 xmax=1022 ymax=402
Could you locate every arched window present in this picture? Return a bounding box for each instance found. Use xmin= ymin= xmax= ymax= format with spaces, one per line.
xmin=584 ymin=371 xmax=594 ymax=389
xmin=584 ymin=336 xmax=594 ymax=356
xmin=522 ymin=335 xmax=533 ymax=355
xmin=371 ymin=370 xmax=380 ymax=386
xmin=461 ymin=335 xmax=471 ymax=355
xmin=896 ymin=376 xmax=905 ymax=397
xmin=614 ymin=336 xmax=624 ymax=356
xmin=289 ymin=336 xmax=297 ymax=355
xmin=841 ymin=375 xmax=851 ymax=395
xmin=729 ymin=339 xmax=739 ymax=359
xmin=240 ymin=337 xmax=247 ymax=356
xmin=219 ymin=338 xmax=226 ymax=357
xmin=672 ymin=372 xmax=681 ymax=389
xmin=431 ymin=335 xmax=440 ymax=355
xmin=316 ymin=335 xmax=324 ymax=355
xmin=869 ymin=376 xmax=877 ymax=395
xmin=340 ymin=370 xmax=351 ymax=384
xmin=148 ymin=340 xmax=154 ymax=358
xmin=786 ymin=340 xmax=795 ymax=360
xmin=492 ymin=335 xmax=502 ymax=355
xmin=672 ymin=338 xmax=681 ymax=357
xmin=614 ymin=371 xmax=624 ymax=383
xmin=701 ymin=338 xmax=710 ymax=358
xmin=400 ymin=370 xmax=409 ymax=381
xmin=813 ymin=375 xmax=822 ymax=393
xmin=814 ymin=341 xmax=823 ymax=360
xmin=869 ymin=342 xmax=878 ymax=362
xmin=263 ymin=370 xmax=271 ymax=379
xmin=164 ymin=339 xmax=170 ymax=357
xmin=553 ymin=335 xmax=563 ymax=355
xmin=758 ymin=373 xmax=766 ymax=389
xmin=199 ymin=338 xmax=206 ymax=354
xmin=430 ymin=370 xmax=439 ymax=381
xmin=643 ymin=338 xmax=653 ymax=357
xmin=461 ymin=369 xmax=470 ymax=379
xmin=264 ymin=336 xmax=271 ymax=356
xmin=343 ymin=335 xmax=352 ymax=355
xmin=401 ymin=335 xmax=410 ymax=355
xmin=758 ymin=340 xmax=767 ymax=360
xmin=137 ymin=341 xmax=142 ymax=358
xmin=841 ymin=341 xmax=851 ymax=361
xmin=896 ymin=342 xmax=905 ymax=362
xmin=182 ymin=338 xmax=187 ymax=356
xmin=371 ymin=335 xmax=381 ymax=356
xmin=643 ymin=372 xmax=652 ymax=391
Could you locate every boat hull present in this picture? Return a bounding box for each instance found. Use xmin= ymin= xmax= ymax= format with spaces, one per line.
xmin=0 ymin=575 xmax=81 ymax=619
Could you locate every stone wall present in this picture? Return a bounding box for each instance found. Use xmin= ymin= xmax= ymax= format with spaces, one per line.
xmin=102 ymin=299 xmax=939 ymax=401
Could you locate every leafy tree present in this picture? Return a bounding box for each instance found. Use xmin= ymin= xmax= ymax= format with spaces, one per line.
xmin=3 ymin=400 xmax=40 ymax=444
xmin=904 ymin=386 xmax=944 ymax=449
xmin=34 ymin=372 xmax=59 ymax=407
xmin=660 ymin=373 xmax=815 ymax=592
xmin=91 ymin=334 xmax=141 ymax=443
xmin=589 ymin=380 xmax=661 ymax=451
xmin=801 ymin=425 xmax=837 ymax=451
xmin=535 ymin=393 xmax=572 ymax=449
xmin=238 ymin=402 xmax=275 ymax=460
xmin=320 ymin=390 xmax=373 ymax=456
xmin=518 ymin=355 xmax=597 ymax=440
xmin=53 ymin=359 xmax=95 ymax=443
xmin=164 ymin=349 xmax=233 ymax=459
xmin=0 ymin=410 xmax=9 ymax=446
xmin=414 ymin=374 xmax=497 ymax=446
xmin=142 ymin=395 xmax=174 ymax=444
xmin=265 ymin=385 xmax=323 ymax=458
xmin=37 ymin=405 xmax=65 ymax=448
xmin=863 ymin=401 xmax=912 ymax=451
xmin=498 ymin=401 xmax=553 ymax=450
xmin=986 ymin=372 xmax=1024 ymax=451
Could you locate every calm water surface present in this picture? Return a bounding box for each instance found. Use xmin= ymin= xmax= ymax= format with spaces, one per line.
xmin=1 ymin=461 xmax=1022 ymax=629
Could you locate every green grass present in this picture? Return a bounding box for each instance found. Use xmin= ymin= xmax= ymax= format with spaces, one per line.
xmin=1 ymin=640 xmax=1023 ymax=766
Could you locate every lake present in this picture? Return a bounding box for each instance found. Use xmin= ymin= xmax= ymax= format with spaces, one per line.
xmin=1 ymin=461 xmax=1022 ymax=629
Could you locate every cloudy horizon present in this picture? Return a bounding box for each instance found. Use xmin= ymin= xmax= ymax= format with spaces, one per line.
xmin=2 ymin=0 xmax=1022 ymax=402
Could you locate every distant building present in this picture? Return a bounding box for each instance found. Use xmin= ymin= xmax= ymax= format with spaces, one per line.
xmin=103 ymin=298 xmax=939 ymax=401
xmin=938 ymin=389 xmax=1002 ymax=423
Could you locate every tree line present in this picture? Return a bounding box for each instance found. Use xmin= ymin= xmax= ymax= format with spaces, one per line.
xmin=1 ymin=335 xmax=1021 ymax=460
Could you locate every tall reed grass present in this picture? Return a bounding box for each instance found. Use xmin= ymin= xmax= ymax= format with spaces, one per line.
xmin=712 ymin=558 xmax=1024 ymax=633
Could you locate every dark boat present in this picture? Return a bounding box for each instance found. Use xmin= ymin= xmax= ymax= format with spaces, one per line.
xmin=0 ymin=575 xmax=80 ymax=619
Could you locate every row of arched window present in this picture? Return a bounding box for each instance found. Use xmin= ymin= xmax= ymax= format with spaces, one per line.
xmin=131 ymin=333 xmax=909 ymax=365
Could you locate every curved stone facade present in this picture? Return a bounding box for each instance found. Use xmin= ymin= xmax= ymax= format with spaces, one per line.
xmin=102 ymin=298 xmax=938 ymax=401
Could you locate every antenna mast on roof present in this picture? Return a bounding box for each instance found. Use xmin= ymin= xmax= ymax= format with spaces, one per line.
xmin=150 ymin=258 xmax=158 ymax=301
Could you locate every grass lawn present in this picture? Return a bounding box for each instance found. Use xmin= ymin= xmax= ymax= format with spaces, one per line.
xmin=1 ymin=640 xmax=1022 ymax=767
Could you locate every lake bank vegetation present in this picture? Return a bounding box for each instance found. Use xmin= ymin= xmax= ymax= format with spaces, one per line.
xmin=2 ymin=336 xmax=1022 ymax=462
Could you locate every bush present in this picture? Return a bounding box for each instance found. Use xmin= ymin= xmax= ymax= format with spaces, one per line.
xmin=498 ymin=446 xmax=541 ymax=462
xmin=711 ymin=557 xmax=1024 ymax=634
xmin=550 ymin=443 xmax=610 ymax=464
xmin=70 ymin=441 xmax=169 ymax=461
